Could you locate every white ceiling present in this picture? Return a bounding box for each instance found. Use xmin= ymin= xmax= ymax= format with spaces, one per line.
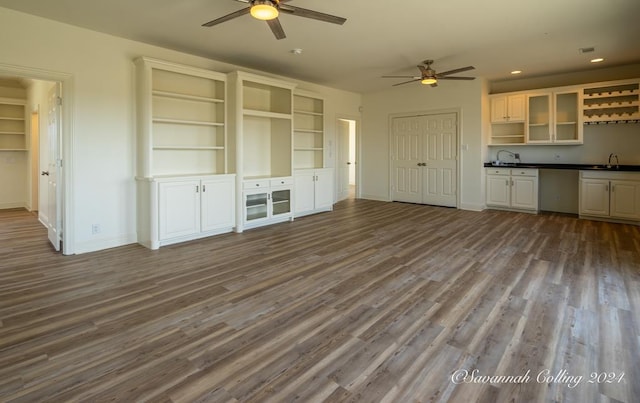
xmin=1 ymin=0 xmax=639 ymax=93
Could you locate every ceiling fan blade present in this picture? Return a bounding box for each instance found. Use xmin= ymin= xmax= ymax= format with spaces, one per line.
xmin=438 ymin=76 xmax=476 ymax=80
xmin=278 ymin=4 xmax=347 ymax=25
xmin=382 ymin=75 xmax=420 ymax=79
xmin=267 ymin=18 xmax=286 ymax=40
xmin=202 ymin=7 xmax=251 ymax=27
xmin=392 ymin=78 xmax=421 ymax=86
xmin=437 ymin=66 xmax=475 ymax=77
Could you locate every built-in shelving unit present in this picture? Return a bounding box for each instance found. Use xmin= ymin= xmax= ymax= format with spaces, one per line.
xmin=135 ymin=57 xmax=235 ymax=249
xmin=0 ymin=97 xmax=27 ymax=151
xmin=583 ymin=81 xmax=640 ymax=124
xmin=293 ymin=91 xmax=324 ymax=170
xmin=136 ymin=57 xmax=228 ymax=177
xmin=228 ymin=71 xmax=296 ymax=232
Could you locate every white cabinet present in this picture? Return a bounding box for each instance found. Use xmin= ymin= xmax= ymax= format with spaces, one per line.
xmin=526 ymin=90 xmax=582 ymax=144
xmin=294 ymin=168 xmax=334 ymax=217
xmin=490 ymin=94 xmax=526 ymax=145
xmin=228 ymin=71 xmax=297 ymax=232
xmin=148 ymin=175 xmax=236 ymax=248
xmin=243 ymin=177 xmax=293 ymax=229
xmin=580 ymin=171 xmax=640 ymax=221
xmin=486 ymin=168 xmax=539 ymax=212
xmin=135 ymin=57 xmax=234 ymax=249
xmin=491 ymin=94 xmax=525 ymax=123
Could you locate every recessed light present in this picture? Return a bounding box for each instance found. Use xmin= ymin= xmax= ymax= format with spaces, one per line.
xmin=590 ymin=58 xmax=604 ymax=63
xmin=511 ymin=70 xmax=522 ymax=75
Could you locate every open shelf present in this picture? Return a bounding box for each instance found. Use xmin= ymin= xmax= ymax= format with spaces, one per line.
xmin=293 ymin=92 xmax=324 ymax=170
xmin=583 ymin=82 xmax=640 ymax=124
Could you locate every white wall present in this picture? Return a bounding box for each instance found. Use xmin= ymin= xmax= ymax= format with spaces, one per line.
xmin=0 ymin=7 xmax=361 ymax=253
xmin=361 ymin=79 xmax=486 ymax=210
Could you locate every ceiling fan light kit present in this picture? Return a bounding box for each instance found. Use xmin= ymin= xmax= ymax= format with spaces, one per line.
xmin=383 ymin=60 xmax=476 ymax=87
xmin=203 ymin=0 xmax=347 ymax=40
xmin=250 ymin=1 xmax=279 ymax=20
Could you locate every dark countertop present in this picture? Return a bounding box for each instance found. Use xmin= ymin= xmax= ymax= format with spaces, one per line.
xmin=483 ymin=162 xmax=640 ymax=172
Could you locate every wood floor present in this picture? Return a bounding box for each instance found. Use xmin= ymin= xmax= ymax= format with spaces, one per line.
xmin=1 ymin=200 xmax=639 ymax=402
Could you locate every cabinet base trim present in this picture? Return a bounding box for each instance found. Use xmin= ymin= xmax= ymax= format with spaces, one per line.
xmin=156 ymin=226 xmax=235 ymax=249
xmin=579 ymin=215 xmax=639 ymax=226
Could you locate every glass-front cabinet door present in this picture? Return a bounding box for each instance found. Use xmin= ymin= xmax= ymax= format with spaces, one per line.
xmin=271 ymin=189 xmax=291 ymax=216
xmin=526 ymin=93 xmax=551 ymax=143
xmin=245 ymin=191 xmax=268 ymax=222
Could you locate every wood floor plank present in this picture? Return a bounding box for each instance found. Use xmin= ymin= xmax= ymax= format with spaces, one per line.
xmin=0 ymin=201 xmax=639 ymax=402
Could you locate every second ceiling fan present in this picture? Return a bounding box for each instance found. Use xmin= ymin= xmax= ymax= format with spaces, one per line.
xmin=383 ymin=60 xmax=476 ymax=87
xmin=202 ymin=0 xmax=347 ymax=40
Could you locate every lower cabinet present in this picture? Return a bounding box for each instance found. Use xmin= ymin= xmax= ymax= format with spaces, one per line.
xmin=294 ymin=168 xmax=334 ymax=217
xmin=137 ymin=174 xmax=235 ymax=249
xmin=243 ymin=177 xmax=294 ymax=229
xmin=486 ymin=168 xmax=539 ymax=212
xmin=579 ymin=171 xmax=640 ymax=221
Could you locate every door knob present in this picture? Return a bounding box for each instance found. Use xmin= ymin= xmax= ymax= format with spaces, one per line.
xmin=41 ymin=171 xmax=50 ymax=176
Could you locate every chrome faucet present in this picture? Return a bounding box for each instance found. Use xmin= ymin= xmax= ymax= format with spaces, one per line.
xmin=495 ymin=149 xmax=521 ymax=165
xmin=607 ymin=153 xmax=619 ymax=169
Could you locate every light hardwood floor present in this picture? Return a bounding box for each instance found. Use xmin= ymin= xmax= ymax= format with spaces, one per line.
xmin=0 ymin=200 xmax=639 ymax=402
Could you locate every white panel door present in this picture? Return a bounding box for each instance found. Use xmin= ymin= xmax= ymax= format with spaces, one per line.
xmin=159 ymin=180 xmax=200 ymax=240
xmin=337 ymin=119 xmax=350 ymax=201
xmin=46 ymin=84 xmax=62 ymax=251
xmin=421 ymin=113 xmax=457 ymax=207
xmin=391 ymin=116 xmax=421 ymax=203
xmin=201 ymin=177 xmax=235 ymax=232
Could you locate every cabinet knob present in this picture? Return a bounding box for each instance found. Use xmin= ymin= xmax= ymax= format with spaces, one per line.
xmin=41 ymin=171 xmax=50 ymax=176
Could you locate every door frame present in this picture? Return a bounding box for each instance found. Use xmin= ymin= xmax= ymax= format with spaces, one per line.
xmin=335 ymin=114 xmax=361 ymax=200
xmin=0 ymin=62 xmax=75 ymax=255
xmin=388 ymin=108 xmax=461 ymax=207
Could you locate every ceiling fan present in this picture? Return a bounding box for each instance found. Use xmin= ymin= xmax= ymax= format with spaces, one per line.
xmin=202 ymin=0 xmax=347 ymax=40
xmin=383 ymin=60 xmax=476 ymax=87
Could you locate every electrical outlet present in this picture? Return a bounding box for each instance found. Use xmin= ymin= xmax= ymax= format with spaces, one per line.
xmin=91 ymin=224 xmax=101 ymax=235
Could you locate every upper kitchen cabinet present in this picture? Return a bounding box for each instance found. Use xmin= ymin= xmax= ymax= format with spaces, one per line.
xmin=583 ymin=80 xmax=640 ymax=124
xmin=490 ymin=94 xmax=526 ymax=145
xmin=491 ymin=94 xmax=525 ymax=123
xmin=135 ymin=57 xmax=228 ymax=178
xmin=526 ymin=90 xmax=582 ymax=144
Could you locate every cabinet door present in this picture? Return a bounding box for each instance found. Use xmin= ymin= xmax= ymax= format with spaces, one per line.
xmin=271 ymin=188 xmax=292 ymax=217
xmin=507 ymin=94 xmax=526 ymax=122
xmin=201 ymin=177 xmax=235 ymax=232
xmin=158 ymin=180 xmax=200 ymax=240
xmin=245 ymin=190 xmax=269 ymax=223
xmin=511 ymin=176 xmax=538 ymax=210
xmin=314 ymin=169 xmax=334 ymax=210
xmin=526 ymin=94 xmax=551 ymax=143
xmin=580 ymin=179 xmax=610 ymax=217
xmin=554 ymin=91 xmax=581 ymax=143
xmin=610 ymin=180 xmax=640 ymax=220
xmin=294 ymin=172 xmax=316 ymax=213
xmin=486 ymin=175 xmax=511 ymax=207
xmin=490 ymin=96 xmax=509 ymax=123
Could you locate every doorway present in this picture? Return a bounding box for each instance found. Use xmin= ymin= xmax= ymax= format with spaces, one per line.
xmin=0 ymin=63 xmax=72 ymax=254
xmin=336 ymin=117 xmax=359 ymax=201
xmin=390 ymin=111 xmax=459 ymax=207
